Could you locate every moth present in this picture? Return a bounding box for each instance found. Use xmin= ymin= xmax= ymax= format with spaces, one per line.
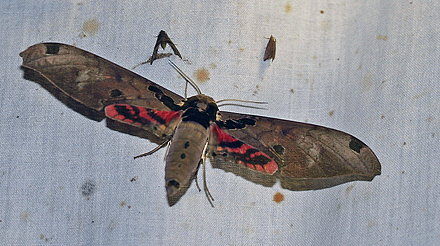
xmin=20 ymin=43 xmax=381 ymax=206
xmin=263 ymin=35 xmax=276 ymax=61
xmin=150 ymin=30 xmax=182 ymax=64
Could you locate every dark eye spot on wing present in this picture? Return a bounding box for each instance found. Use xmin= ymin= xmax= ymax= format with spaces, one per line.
xmin=184 ymin=141 xmax=190 ymax=149
xmin=180 ymin=153 xmax=186 ymax=159
xmin=110 ymin=89 xmax=123 ymax=97
xmin=349 ymin=137 xmax=365 ymax=153
xmin=81 ymin=180 xmax=96 ymax=197
xmin=273 ymin=144 xmax=285 ymax=156
xmin=45 ymin=43 xmax=60 ymax=54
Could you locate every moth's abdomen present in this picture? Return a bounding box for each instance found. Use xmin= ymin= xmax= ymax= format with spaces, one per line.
xmin=165 ymin=121 xmax=209 ymax=206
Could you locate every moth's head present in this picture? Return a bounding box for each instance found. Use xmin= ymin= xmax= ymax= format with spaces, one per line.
xmin=182 ymin=94 xmax=216 ymax=111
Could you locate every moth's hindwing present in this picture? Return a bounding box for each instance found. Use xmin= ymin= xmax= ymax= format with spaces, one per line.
xmin=210 ymin=111 xmax=381 ymax=191
xmin=210 ymin=125 xmax=278 ymax=174
xmin=105 ymin=105 xmax=181 ymax=140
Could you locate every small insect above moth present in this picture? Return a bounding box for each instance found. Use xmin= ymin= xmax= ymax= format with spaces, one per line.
xmin=20 ymin=43 xmax=381 ymax=206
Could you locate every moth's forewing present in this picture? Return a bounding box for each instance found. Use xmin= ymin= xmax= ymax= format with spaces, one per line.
xmin=20 ymin=43 xmax=184 ymax=141
xmin=212 ymin=111 xmax=380 ymax=190
xmin=20 ymin=43 xmax=184 ymax=112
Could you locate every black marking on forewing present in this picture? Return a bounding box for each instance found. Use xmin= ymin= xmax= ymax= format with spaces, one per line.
xmin=273 ymin=144 xmax=285 ymax=156
xmin=110 ymin=89 xmax=123 ymax=98
xmin=45 ymin=43 xmax=60 ymax=54
xmin=148 ymin=85 xmax=161 ymax=93
xmin=349 ymin=137 xmax=365 ymax=154
xmin=216 ymin=117 xmax=256 ymax=130
xmin=148 ymin=85 xmax=181 ymax=111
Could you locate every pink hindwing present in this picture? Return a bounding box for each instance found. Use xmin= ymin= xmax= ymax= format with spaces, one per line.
xmin=105 ymin=104 xmax=181 ymax=137
xmin=211 ymin=125 xmax=278 ymax=174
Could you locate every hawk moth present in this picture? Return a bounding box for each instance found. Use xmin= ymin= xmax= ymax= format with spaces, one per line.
xmin=20 ymin=43 xmax=381 ymax=206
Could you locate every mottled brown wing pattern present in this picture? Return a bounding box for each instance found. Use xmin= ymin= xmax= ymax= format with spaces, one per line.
xmin=210 ymin=111 xmax=381 ymax=191
xmin=20 ymin=43 xmax=184 ymax=116
xmin=20 ymin=43 xmax=184 ymax=143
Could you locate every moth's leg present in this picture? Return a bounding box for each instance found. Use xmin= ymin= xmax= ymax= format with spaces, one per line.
xmin=163 ymin=139 xmax=171 ymax=162
xmin=134 ymin=137 xmax=171 ymax=159
xmin=201 ymin=141 xmax=215 ymax=207
xmin=194 ymin=159 xmax=203 ymax=192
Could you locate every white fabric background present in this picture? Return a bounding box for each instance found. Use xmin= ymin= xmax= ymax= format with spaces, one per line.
xmin=1 ymin=0 xmax=439 ymax=245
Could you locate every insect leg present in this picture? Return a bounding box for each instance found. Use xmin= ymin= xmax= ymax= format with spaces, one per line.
xmin=134 ymin=137 xmax=171 ymax=159
xmin=201 ymin=141 xmax=215 ymax=207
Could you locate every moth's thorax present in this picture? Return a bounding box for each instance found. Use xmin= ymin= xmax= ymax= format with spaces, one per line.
xmin=180 ymin=94 xmax=218 ymax=128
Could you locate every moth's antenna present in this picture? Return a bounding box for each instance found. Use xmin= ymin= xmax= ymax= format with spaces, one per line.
xmin=216 ymin=99 xmax=268 ymax=104
xmin=168 ymin=60 xmax=202 ymax=96
xmin=216 ymin=99 xmax=268 ymax=110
